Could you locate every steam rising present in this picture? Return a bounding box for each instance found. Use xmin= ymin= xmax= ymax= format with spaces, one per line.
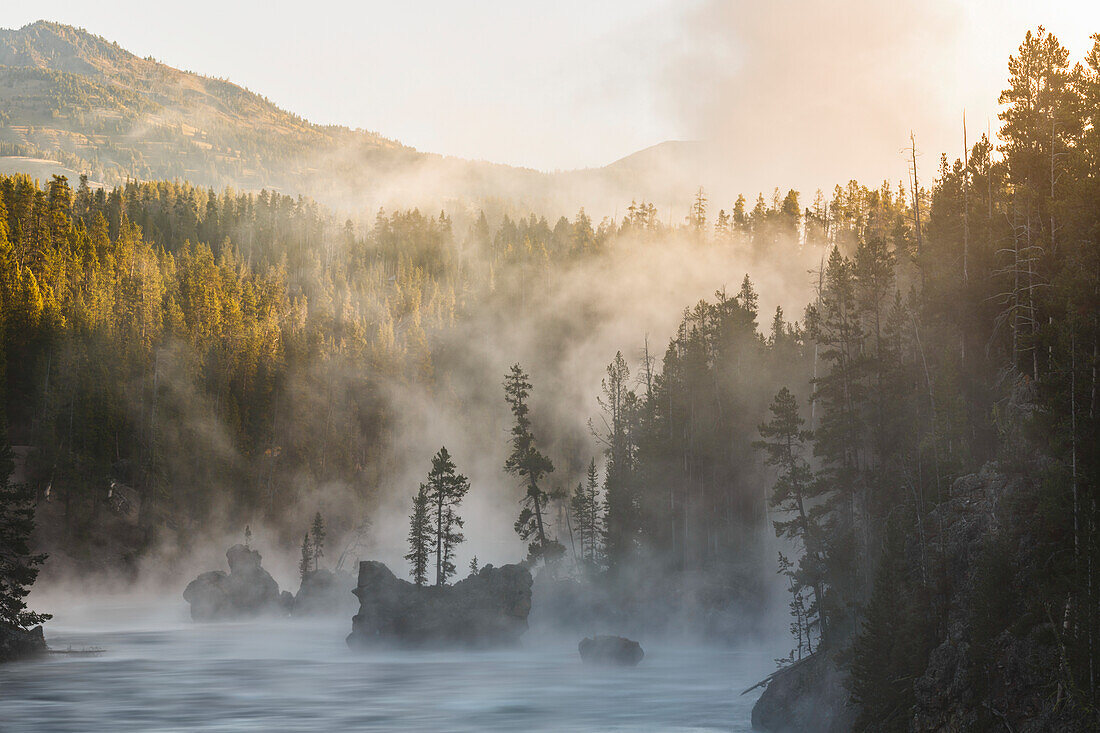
xmin=659 ymin=0 xmax=1100 ymax=200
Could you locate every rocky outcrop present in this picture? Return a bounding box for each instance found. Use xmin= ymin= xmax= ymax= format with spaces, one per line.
xmin=909 ymin=466 xmax=1097 ymax=732
xmin=183 ymin=544 xmax=288 ymax=621
xmin=346 ymin=561 xmax=532 ymax=648
xmin=292 ymin=568 xmax=357 ymax=617
xmin=0 ymin=622 xmax=46 ymax=662
xmin=751 ymin=652 xmax=857 ymax=733
xmin=750 ymin=465 xmax=1097 ymax=732
xmin=578 ymin=635 xmax=644 ymax=666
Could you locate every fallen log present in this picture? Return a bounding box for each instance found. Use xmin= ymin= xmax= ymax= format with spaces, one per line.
xmin=740 ymin=653 xmax=816 ymax=695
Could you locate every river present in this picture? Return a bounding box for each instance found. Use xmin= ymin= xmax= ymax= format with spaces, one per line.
xmin=0 ymin=601 xmax=775 ymax=731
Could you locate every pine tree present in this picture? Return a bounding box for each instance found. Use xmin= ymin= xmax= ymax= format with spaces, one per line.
xmin=310 ymin=512 xmax=325 ymax=571
xmin=439 ymin=507 xmax=463 ymax=586
xmin=755 ymin=387 xmax=827 ymax=642
xmin=599 ymin=352 xmax=638 ymax=565
xmin=423 ymin=447 xmax=470 ymax=586
xmin=298 ymin=534 xmax=311 ymax=582
xmin=570 ymin=459 xmax=603 ymax=567
xmin=569 ymin=481 xmax=588 ymax=563
xmin=689 ymin=187 xmax=707 ymax=233
xmin=776 ymin=551 xmax=811 ymax=662
xmin=849 ymin=516 xmax=934 ymax=732
xmin=503 ymin=364 xmax=560 ymax=563
xmin=0 ymin=334 xmax=48 ymax=633
xmin=584 ymin=460 xmax=601 ymax=563
xmin=405 ymin=485 xmax=431 ymax=587
xmin=0 ymin=423 xmax=50 ymax=631
xmin=805 ymin=246 xmax=866 ymax=628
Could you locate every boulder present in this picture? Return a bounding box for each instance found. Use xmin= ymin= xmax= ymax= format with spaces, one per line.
xmin=578 ymin=635 xmax=644 ymax=666
xmin=751 ymin=652 xmax=857 ymax=733
xmin=346 ymin=561 xmax=532 ymax=648
xmin=0 ymin=622 xmax=46 ymax=663
xmin=292 ymin=568 xmax=357 ymax=617
xmin=183 ymin=544 xmax=284 ymax=620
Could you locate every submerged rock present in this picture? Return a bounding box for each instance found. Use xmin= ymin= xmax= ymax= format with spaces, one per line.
xmin=578 ymin=635 xmax=644 ymax=666
xmin=0 ymin=622 xmax=46 ymax=663
xmin=346 ymin=561 xmax=532 ymax=648
xmin=183 ymin=544 xmax=284 ymax=621
xmin=292 ymin=568 xmax=357 ymax=617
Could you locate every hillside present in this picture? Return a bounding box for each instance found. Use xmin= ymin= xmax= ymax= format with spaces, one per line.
xmin=0 ymin=22 xmax=407 ymax=188
xmin=0 ymin=21 xmax=558 ymax=210
xmin=0 ymin=21 xmax=716 ymax=216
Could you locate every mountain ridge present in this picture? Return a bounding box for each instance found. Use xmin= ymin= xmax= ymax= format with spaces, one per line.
xmin=0 ymin=20 xmax=704 ymax=214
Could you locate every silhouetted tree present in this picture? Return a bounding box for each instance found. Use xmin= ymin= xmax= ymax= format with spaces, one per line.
xmin=503 ymin=364 xmax=561 ymax=563
xmin=423 ymin=447 xmax=469 ymax=586
xmin=310 ymin=512 xmax=326 ymax=571
xmin=405 ymin=485 xmax=431 ymax=587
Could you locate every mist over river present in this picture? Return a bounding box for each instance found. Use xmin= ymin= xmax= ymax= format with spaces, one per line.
xmin=0 ymin=602 xmax=776 ymax=732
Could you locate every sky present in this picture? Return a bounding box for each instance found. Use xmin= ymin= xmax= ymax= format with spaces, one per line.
xmin=3 ymin=1 xmax=1100 ymax=195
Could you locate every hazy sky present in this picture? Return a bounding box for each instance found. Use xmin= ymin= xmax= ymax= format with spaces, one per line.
xmin=3 ymin=1 xmax=1100 ymax=192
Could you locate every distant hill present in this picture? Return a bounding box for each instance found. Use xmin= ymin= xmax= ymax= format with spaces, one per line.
xmin=0 ymin=22 xmax=418 ymax=193
xmin=600 ymin=141 xmax=714 ymax=209
xmin=0 ymin=21 xmax=711 ymax=215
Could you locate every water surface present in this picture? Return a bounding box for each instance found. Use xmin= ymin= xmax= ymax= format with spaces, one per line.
xmin=0 ymin=603 xmax=773 ymax=732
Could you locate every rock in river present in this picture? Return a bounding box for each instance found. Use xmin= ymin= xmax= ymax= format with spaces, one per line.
xmin=578 ymin=635 xmax=644 ymax=666
xmin=750 ymin=652 xmax=856 ymax=733
xmin=183 ymin=544 xmax=287 ymax=621
xmin=0 ymin=622 xmax=46 ymax=663
xmin=346 ymin=561 xmax=532 ymax=648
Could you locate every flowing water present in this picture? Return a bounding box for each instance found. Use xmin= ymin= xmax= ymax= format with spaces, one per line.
xmin=0 ymin=602 xmax=775 ymax=732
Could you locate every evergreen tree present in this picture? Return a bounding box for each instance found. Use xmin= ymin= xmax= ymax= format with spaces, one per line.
xmin=0 ymin=425 xmax=50 ymax=631
xmin=570 ymin=459 xmax=603 ymax=567
xmin=755 ymin=387 xmax=827 ymax=642
xmin=298 ymin=533 xmax=311 ymax=581
xmin=598 ymin=352 xmax=639 ymax=565
xmin=776 ymin=551 xmax=812 ymax=662
xmin=0 ymin=327 xmax=48 ymax=633
xmin=806 ymin=246 xmax=866 ymax=630
xmin=405 ymin=485 xmax=431 ymax=587
xmin=849 ymin=516 xmax=934 ymax=732
xmin=689 ymin=187 xmax=708 ymax=233
xmin=310 ymin=512 xmax=325 ymax=571
xmin=422 ymin=447 xmax=470 ymax=586
xmin=439 ymin=507 xmax=463 ymax=587
xmin=503 ymin=364 xmax=560 ymax=563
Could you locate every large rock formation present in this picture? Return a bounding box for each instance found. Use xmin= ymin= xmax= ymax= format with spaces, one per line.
xmin=750 ymin=652 xmax=857 ymax=733
xmin=751 ymin=465 xmax=1099 ymax=732
xmin=0 ymin=622 xmax=46 ymax=663
xmin=346 ymin=561 xmax=532 ymax=648
xmin=578 ymin=635 xmax=644 ymax=666
xmin=908 ymin=467 xmax=1096 ymax=732
xmin=183 ymin=544 xmax=287 ymax=621
xmin=292 ymin=568 xmax=357 ymax=617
